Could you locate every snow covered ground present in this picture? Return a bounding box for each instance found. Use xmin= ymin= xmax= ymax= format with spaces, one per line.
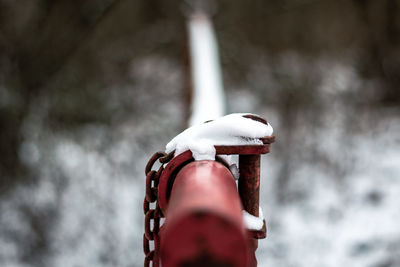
xmin=0 ymin=55 xmax=399 ymax=267
xmin=257 ymin=111 xmax=400 ymax=267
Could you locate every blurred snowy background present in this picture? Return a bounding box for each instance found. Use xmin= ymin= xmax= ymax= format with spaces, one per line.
xmin=1 ymin=1 xmax=400 ymax=267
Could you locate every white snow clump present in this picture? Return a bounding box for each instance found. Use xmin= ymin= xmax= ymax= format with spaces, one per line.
xmin=243 ymin=207 xmax=264 ymax=230
xmin=165 ymin=113 xmax=273 ymax=161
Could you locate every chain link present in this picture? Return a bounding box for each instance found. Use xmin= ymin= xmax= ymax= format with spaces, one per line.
xmin=143 ymin=151 xmax=174 ymax=267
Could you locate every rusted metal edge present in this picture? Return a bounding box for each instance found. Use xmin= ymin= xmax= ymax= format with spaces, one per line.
xmin=158 ymin=151 xmax=194 ymax=213
xmin=215 ymin=144 xmax=270 ymax=155
xmin=260 ymin=135 xmax=275 ymax=144
xmin=242 ymin=114 xmax=267 ymax=125
xmin=248 ymin=219 xmax=267 ymax=239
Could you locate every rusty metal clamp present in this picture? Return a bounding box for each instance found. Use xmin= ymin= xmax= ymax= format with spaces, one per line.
xmin=158 ymin=135 xmax=275 ymax=238
xmin=144 ymin=114 xmax=275 ymax=267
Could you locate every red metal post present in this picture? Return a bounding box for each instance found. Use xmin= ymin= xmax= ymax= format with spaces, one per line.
xmin=239 ymin=154 xmax=262 ymax=267
xmin=160 ymin=160 xmax=250 ymax=267
xmin=239 ymin=155 xmax=261 ymax=217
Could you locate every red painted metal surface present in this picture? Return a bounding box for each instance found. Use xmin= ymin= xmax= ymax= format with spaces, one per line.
xmin=161 ymin=161 xmax=250 ymax=267
xmin=158 ymin=150 xmax=194 ymax=213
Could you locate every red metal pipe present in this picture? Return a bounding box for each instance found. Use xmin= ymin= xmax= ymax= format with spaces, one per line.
xmin=239 ymin=154 xmax=262 ymax=267
xmin=160 ymin=160 xmax=250 ymax=267
xmin=239 ymin=154 xmax=260 ymax=217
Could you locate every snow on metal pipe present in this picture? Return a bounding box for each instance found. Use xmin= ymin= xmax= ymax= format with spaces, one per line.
xmin=187 ymin=11 xmax=226 ymax=126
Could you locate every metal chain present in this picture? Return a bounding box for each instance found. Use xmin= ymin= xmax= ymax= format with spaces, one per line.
xmin=143 ymin=151 xmax=174 ymax=267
